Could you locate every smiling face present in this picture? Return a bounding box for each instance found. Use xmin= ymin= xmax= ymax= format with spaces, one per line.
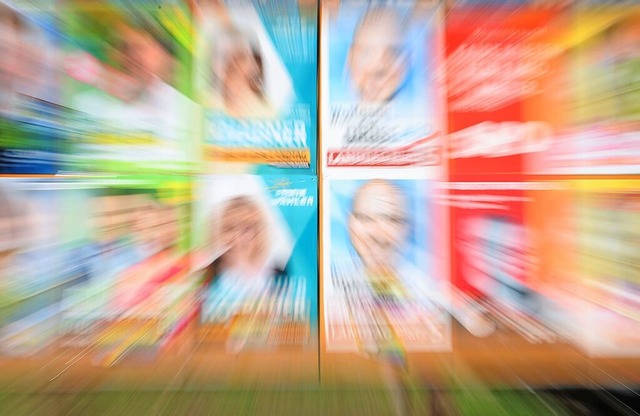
xmin=348 ymin=180 xmax=408 ymax=274
xmin=110 ymin=23 xmax=169 ymax=101
xmin=225 ymin=37 xmax=263 ymax=95
xmin=347 ymin=8 xmax=408 ymax=103
xmin=217 ymin=196 xmax=268 ymax=273
xmin=210 ymin=27 xmax=266 ymax=116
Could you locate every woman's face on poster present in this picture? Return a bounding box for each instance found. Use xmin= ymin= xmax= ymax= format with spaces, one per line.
xmin=227 ymin=40 xmax=261 ymax=91
xmin=219 ymin=200 xmax=265 ymax=257
xmin=213 ymin=33 xmax=263 ymax=105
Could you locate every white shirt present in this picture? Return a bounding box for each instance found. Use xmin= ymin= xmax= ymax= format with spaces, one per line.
xmin=71 ymin=77 xmax=195 ymax=166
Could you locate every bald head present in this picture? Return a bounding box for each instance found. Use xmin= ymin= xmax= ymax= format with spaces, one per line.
xmin=348 ymin=179 xmax=408 ymax=273
xmin=348 ymin=8 xmax=408 ymax=103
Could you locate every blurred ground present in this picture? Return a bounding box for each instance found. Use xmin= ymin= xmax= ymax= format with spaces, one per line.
xmin=2 ymin=387 xmax=638 ymax=415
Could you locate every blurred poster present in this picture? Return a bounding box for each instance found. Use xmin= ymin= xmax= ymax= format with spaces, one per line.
xmin=445 ymin=0 xmax=573 ymax=8
xmin=0 ymin=1 xmax=66 ymax=174
xmin=54 ymin=176 xmax=194 ymax=366
xmin=321 ymin=0 xmax=442 ymax=168
xmin=194 ymin=174 xmax=318 ymax=352
xmin=574 ymin=180 xmax=640 ymax=357
xmin=446 ymin=6 xmax=564 ymax=178
xmin=323 ymin=173 xmax=450 ymax=354
xmin=530 ymin=7 xmax=640 ymax=175
xmin=523 ymin=181 xmax=593 ymax=352
xmin=195 ymin=0 xmax=318 ymax=171
xmin=446 ymin=180 xmax=562 ymax=344
xmin=61 ymin=0 xmax=196 ymax=173
xmin=0 ymin=178 xmax=64 ymax=356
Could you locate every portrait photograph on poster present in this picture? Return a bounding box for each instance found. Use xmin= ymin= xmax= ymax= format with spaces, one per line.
xmin=321 ymin=0 xmax=441 ymax=168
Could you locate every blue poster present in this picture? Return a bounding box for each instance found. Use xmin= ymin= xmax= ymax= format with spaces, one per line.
xmin=195 ymin=174 xmax=318 ymax=351
xmin=0 ymin=1 xmax=66 ymax=174
xmin=322 ymin=0 xmax=440 ymax=167
xmin=323 ymin=175 xmax=450 ymax=353
xmin=197 ymin=0 xmax=318 ymax=172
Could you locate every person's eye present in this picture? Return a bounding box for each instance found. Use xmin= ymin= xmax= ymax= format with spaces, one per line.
xmin=390 ymin=216 xmax=406 ymax=225
xmin=353 ymin=212 xmax=369 ymax=222
xmin=387 ymin=47 xmax=407 ymax=62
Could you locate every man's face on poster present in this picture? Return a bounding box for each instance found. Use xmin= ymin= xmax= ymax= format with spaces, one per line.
xmin=348 ymin=180 xmax=408 ymax=273
xmin=112 ymin=24 xmax=169 ymax=99
xmin=347 ymin=8 xmax=408 ymax=103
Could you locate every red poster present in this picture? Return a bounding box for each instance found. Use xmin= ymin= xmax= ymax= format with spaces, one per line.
xmin=445 ymin=8 xmax=565 ymax=178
